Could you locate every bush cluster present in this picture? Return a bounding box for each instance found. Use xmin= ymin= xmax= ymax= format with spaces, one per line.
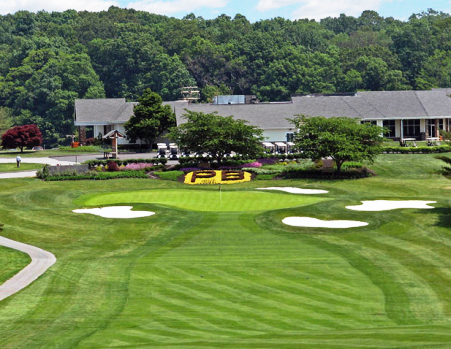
xmin=382 ymin=145 xmax=451 ymax=154
xmin=338 ymin=161 xmax=363 ymax=170
xmin=44 ymin=170 xmax=148 ymax=181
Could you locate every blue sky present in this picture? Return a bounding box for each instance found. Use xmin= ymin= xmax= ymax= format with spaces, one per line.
xmin=1 ymin=0 xmax=451 ymax=22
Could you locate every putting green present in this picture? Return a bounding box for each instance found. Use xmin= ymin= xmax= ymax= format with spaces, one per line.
xmin=79 ymin=189 xmax=328 ymax=212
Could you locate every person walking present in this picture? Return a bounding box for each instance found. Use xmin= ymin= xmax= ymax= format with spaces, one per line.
xmin=16 ymin=155 xmax=21 ymax=168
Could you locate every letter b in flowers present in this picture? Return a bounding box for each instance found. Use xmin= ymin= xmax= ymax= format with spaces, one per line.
xmin=222 ymin=171 xmax=245 ymax=181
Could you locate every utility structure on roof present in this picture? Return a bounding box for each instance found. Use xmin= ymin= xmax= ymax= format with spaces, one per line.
xmin=179 ymin=86 xmax=200 ymax=103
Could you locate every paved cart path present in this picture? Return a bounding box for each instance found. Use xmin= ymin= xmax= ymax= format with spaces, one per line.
xmin=0 ymin=157 xmax=76 ymax=179
xmin=0 ymin=235 xmax=56 ymax=301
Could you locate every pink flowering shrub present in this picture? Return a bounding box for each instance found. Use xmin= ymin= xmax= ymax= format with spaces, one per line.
xmin=240 ymin=161 xmax=262 ymax=168
xmin=122 ymin=163 xmax=153 ymax=171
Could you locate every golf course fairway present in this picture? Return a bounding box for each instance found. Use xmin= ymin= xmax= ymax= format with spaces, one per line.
xmin=1 ymin=153 xmax=451 ymax=348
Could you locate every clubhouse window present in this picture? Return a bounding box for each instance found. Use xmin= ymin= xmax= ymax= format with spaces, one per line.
xmin=403 ymin=119 xmax=420 ymax=138
xmin=383 ymin=120 xmax=396 ymax=138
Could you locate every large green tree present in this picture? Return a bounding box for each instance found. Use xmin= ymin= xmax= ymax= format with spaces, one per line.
xmin=168 ymin=110 xmax=265 ymax=164
xmin=124 ymin=88 xmax=175 ymax=146
xmin=0 ymin=107 xmax=13 ymax=135
xmin=291 ymin=115 xmax=385 ymax=173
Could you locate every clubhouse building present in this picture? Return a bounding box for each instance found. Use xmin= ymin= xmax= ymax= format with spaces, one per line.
xmin=74 ymin=88 xmax=451 ymax=144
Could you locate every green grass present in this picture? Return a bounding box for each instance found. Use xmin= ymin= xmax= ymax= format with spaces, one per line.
xmin=0 ymin=148 xmax=105 ymax=158
xmin=0 ymin=163 xmax=43 ymax=172
xmin=78 ymin=188 xmax=327 ymax=212
xmin=153 ymin=170 xmax=184 ymax=181
xmin=1 ymin=153 xmax=451 ymax=348
xmin=0 ymin=246 xmax=31 ymax=284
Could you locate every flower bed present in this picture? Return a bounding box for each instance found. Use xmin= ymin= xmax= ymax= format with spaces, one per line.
xmin=184 ymin=170 xmax=251 ymax=185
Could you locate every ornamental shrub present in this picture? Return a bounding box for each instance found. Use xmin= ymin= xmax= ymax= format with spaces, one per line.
xmin=1 ymin=124 xmax=42 ymax=152
xmin=36 ymin=164 xmax=50 ymax=179
xmin=107 ymin=161 xmax=120 ymax=171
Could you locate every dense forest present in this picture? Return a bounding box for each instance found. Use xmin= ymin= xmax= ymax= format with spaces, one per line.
xmin=1 ymin=7 xmax=451 ymax=145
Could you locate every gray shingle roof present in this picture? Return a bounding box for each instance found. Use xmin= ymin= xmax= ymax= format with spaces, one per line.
xmin=75 ymin=99 xmax=133 ymax=125
xmin=75 ymin=99 xmax=178 ymax=125
xmin=76 ymin=89 xmax=451 ymax=129
xmin=176 ymin=89 xmax=451 ymax=129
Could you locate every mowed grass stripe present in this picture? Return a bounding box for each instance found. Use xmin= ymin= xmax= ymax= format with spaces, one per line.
xmin=147 ymin=266 xmax=313 ymax=332
xmin=81 ymin=189 xmax=328 ymax=212
xmin=247 ymin=266 xmax=386 ymax=320
xmin=369 ymin=234 xmax=451 ymax=319
xmin=317 ymin=234 xmax=440 ymax=325
xmin=208 ymin=265 xmax=371 ymax=330
xmin=141 ymin=264 xmax=313 ymax=332
xmin=340 ymin=235 xmax=446 ymax=322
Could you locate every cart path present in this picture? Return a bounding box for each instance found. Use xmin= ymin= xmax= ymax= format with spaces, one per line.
xmin=0 ymin=235 xmax=56 ymax=301
xmin=0 ymin=157 xmax=76 ymax=165
xmin=0 ymin=171 xmax=37 ymax=179
xmin=0 ymin=157 xmax=76 ymax=179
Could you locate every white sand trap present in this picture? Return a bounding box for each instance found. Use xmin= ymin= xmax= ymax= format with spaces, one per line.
xmin=73 ymin=206 xmax=155 ymax=219
xmin=256 ymin=187 xmax=328 ymax=194
xmin=283 ymin=217 xmax=368 ymax=229
xmin=346 ymin=200 xmax=436 ymax=211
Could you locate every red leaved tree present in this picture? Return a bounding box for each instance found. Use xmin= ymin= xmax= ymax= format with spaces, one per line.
xmin=1 ymin=125 xmax=43 ymax=153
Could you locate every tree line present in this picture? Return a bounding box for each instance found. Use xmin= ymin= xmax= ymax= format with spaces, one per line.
xmin=1 ymin=7 xmax=451 ymax=146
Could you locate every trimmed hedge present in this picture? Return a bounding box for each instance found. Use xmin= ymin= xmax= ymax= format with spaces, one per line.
xmin=58 ymin=146 xmax=109 ymax=153
xmin=84 ymin=158 xmax=167 ymax=168
xmin=45 ymin=170 xmax=148 ymax=181
xmin=382 ymin=145 xmax=451 ymax=154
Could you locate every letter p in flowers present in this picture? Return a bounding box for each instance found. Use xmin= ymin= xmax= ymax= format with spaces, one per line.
xmin=191 ymin=170 xmax=216 ymax=183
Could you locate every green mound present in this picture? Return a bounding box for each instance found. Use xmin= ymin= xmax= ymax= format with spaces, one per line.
xmin=79 ymin=189 xmax=328 ymax=212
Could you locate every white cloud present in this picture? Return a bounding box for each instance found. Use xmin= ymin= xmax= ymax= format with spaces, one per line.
xmin=0 ymin=0 xmax=119 ymax=15
xmin=256 ymin=0 xmax=395 ymax=21
xmin=256 ymin=0 xmax=304 ymax=11
xmin=125 ymin=0 xmax=228 ymax=16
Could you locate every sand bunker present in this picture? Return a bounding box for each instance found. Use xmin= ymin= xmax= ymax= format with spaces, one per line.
xmin=73 ymin=206 xmax=155 ymax=219
xmin=283 ymin=217 xmax=368 ymax=229
xmin=346 ymin=200 xmax=436 ymax=211
xmin=256 ymin=187 xmax=328 ymax=194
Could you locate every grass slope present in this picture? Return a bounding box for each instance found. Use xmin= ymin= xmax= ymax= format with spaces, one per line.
xmin=1 ymin=154 xmax=451 ymax=348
